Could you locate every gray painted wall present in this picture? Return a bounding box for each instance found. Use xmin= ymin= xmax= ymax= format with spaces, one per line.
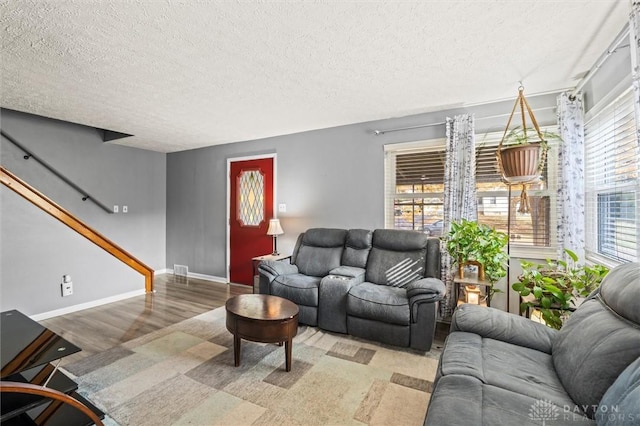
xmin=1 ymin=109 xmax=166 ymax=316
xmin=582 ymin=43 xmax=632 ymax=114
xmin=166 ymin=92 xmax=560 ymax=282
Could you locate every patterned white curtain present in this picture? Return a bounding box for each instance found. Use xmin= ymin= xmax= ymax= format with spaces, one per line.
xmin=441 ymin=114 xmax=477 ymax=318
xmin=556 ymin=92 xmax=585 ymax=262
xmin=631 ymin=2 xmax=640 ymax=142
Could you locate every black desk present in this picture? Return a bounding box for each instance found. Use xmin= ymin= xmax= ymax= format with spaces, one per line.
xmin=1 ymin=310 xmax=104 ymax=425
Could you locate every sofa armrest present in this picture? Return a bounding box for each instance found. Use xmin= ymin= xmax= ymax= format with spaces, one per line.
xmin=406 ymin=277 xmax=445 ymax=300
xmin=451 ymin=304 xmax=558 ymax=354
xmin=258 ymin=260 xmax=298 ymax=280
xmin=318 ymin=274 xmax=364 ymax=333
xmin=406 ymin=278 xmax=445 ymax=324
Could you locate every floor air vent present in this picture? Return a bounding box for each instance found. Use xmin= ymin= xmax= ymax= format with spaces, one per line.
xmin=174 ymin=264 xmax=189 ymax=277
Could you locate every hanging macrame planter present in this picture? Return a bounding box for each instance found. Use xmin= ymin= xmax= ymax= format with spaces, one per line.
xmin=496 ymin=87 xmax=549 ymax=214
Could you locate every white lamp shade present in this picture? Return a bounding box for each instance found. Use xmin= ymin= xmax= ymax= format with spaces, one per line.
xmin=267 ymin=219 xmax=284 ymax=236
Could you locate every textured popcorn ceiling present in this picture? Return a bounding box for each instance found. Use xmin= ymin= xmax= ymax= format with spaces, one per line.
xmin=0 ymin=1 xmax=629 ymax=152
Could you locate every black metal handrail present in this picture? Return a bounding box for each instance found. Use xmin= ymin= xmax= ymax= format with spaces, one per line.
xmin=1 ymin=130 xmax=113 ymax=214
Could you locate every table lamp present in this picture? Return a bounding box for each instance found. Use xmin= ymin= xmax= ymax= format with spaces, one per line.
xmin=466 ymin=285 xmax=481 ymax=305
xmin=267 ymin=218 xmax=284 ymax=255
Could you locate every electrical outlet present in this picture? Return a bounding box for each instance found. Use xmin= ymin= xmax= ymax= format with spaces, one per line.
xmin=61 ymin=281 xmax=73 ymax=297
xmin=122 ymin=206 xmax=128 ymax=213
xmin=113 ymin=205 xmax=119 ymax=213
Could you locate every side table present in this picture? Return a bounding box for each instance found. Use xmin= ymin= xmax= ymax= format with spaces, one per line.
xmin=454 ymin=270 xmax=492 ymax=307
xmin=225 ymin=294 xmax=299 ymax=371
xmin=252 ymin=253 xmax=291 ymax=293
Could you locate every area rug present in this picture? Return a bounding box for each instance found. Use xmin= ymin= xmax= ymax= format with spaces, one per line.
xmin=62 ymin=307 xmax=442 ymax=426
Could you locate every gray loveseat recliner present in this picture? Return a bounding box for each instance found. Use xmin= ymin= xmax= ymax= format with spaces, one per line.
xmin=425 ymin=261 xmax=640 ymax=425
xmin=258 ymin=228 xmax=444 ymax=351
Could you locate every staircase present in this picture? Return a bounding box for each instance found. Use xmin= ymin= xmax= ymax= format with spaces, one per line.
xmin=0 ymin=166 xmax=154 ymax=293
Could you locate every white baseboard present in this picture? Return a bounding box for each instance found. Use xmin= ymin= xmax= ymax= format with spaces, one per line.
xmin=156 ymin=269 xmax=231 ymax=284
xmin=186 ymin=271 xmax=228 ymax=283
xmin=163 ymin=269 xmax=228 ymax=284
xmin=30 ymin=289 xmax=146 ymax=321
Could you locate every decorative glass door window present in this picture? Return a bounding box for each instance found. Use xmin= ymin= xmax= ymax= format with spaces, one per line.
xmin=237 ymin=169 xmax=265 ymax=226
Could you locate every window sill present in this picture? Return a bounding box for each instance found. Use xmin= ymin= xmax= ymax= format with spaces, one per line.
xmin=508 ymin=245 xmax=558 ymax=260
xmin=585 ymin=251 xmax=628 ymax=269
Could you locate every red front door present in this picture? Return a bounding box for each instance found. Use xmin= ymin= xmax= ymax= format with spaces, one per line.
xmin=229 ymin=157 xmax=274 ymax=285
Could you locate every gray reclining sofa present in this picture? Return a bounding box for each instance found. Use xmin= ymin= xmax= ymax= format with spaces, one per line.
xmin=258 ymin=228 xmax=444 ymax=351
xmin=425 ymin=261 xmax=640 ymax=425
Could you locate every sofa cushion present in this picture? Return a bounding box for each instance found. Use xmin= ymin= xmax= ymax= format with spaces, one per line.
xmin=441 ymin=332 xmax=578 ymax=408
xmin=342 ymin=229 xmax=372 ymax=268
xmin=372 ymin=229 xmax=429 ymax=251
xmin=451 ymin=304 xmax=557 ymax=354
xmin=329 ymin=266 xmax=365 ymax=279
xmin=552 ymin=262 xmax=640 ymax=418
xmin=425 ymin=374 xmax=594 ymax=426
xmin=366 ymin=230 xmax=428 ymax=287
xmin=301 ymin=228 xmax=348 ymax=247
xmin=295 ymin=228 xmax=347 ymax=276
xmin=599 ymin=262 xmax=640 ymax=324
xmin=346 ymin=282 xmax=409 ymax=325
xmin=271 ymin=274 xmax=321 ymax=307
xmin=596 ymin=356 xmax=640 ymax=426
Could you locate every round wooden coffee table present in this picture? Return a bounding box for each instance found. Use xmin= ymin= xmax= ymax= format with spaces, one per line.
xmin=225 ymin=294 xmax=299 ymax=372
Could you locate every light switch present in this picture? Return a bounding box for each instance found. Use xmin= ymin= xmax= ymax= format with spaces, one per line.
xmin=278 ymin=203 xmax=287 ymax=213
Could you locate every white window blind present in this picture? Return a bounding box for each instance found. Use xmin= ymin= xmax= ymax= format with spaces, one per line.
xmin=477 ymin=132 xmax=557 ymax=248
xmin=584 ymin=88 xmax=639 ymax=263
xmin=384 ymin=140 xmax=446 ymax=234
xmin=384 ymin=132 xmax=558 ymax=247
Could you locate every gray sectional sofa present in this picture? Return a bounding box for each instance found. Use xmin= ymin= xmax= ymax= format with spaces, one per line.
xmin=258 ymin=228 xmax=445 ymax=351
xmin=425 ymin=261 xmax=640 ymax=425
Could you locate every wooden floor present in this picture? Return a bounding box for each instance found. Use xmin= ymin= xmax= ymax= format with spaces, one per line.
xmin=42 ymin=274 xmax=449 ymax=366
xmin=41 ymin=274 xmax=252 ymax=365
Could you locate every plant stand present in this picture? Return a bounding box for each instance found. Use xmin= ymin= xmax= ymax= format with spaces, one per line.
xmin=454 ymin=270 xmax=493 ymax=307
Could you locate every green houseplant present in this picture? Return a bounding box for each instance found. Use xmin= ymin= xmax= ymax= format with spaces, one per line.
xmin=503 ymin=126 xmax=562 ymax=148
xmin=511 ymin=249 xmax=609 ymax=330
xmin=445 ymin=219 xmax=509 ymax=284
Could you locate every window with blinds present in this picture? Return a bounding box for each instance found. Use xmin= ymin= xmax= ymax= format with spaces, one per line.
xmin=584 ymin=88 xmax=639 ymax=263
xmin=384 ymin=132 xmax=557 ymax=247
xmin=385 ymin=140 xmax=446 ymax=234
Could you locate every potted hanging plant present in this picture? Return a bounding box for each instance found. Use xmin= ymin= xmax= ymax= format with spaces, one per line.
xmin=496 ymin=87 xmax=562 ymax=184
xmin=511 ymin=249 xmax=609 ymax=330
xmin=499 ymin=126 xmax=561 ymax=182
xmin=445 ymin=219 xmax=509 ymax=284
